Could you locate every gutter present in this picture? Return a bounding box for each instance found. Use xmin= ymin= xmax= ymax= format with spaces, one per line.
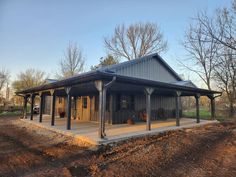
xmin=102 ymin=76 xmax=116 ymax=137
xmin=104 ymin=76 xmax=116 ymax=89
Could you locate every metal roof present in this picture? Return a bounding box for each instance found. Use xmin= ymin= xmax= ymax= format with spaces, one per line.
xmin=99 ymin=53 xmax=182 ymax=81
xmin=45 ymin=79 xmax=58 ymax=83
xmin=16 ymin=70 xmax=220 ymax=96
xmin=171 ymin=80 xmax=197 ymax=88
xmin=15 ymin=53 xmax=220 ymax=96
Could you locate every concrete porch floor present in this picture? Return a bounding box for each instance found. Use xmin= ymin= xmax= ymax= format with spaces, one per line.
xmin=21 ymin=115 xmax=218 ymax=145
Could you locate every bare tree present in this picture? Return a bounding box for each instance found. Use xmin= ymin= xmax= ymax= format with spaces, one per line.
xmin=187 ymin=2 xmax=236 ymax=116
xmin=0 ymin=68 xmax=10 ymax=93
xmin=197 ymin=5 xmax=236 ymax=117
xmin=214 ymin=48 xmax=236 ymax=117
xmin=12 ymin=69 xmax=47 ymax=92
xmin=196 ymin=5 xmax=236 ymax=51
xmin=58 ymin=42 xmax=85 ymax=79
xmin=104 ymin=22 xmax=168 ymax=60
xmin=12 ymin=68 xmax=47 ymax=106
xmin=180 ymin=20 xmax=219 ymax=90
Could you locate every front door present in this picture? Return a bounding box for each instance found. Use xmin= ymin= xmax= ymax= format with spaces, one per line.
xmin=77 ymin=96 xmax=90 ymax=121
xmin=82 ymin=96 xmax=90 ymax=121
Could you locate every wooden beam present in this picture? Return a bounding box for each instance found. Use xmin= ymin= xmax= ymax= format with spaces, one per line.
xmin=23 ymin=95 xmax=28 ymax=119
xmin=65 ymin=87 xmax=72 ymax=130
xmin=144 ymin=87 xmax=154 ymax=131
xmin=30 ymin=94 xmax=35 ymax=120
xmin=94 ymin=81 xmax=104 ymax=138
xmin=210 ymin=96 xmax=215 ymax=120
xmin=109 ymin=95 xmax=113 ymax=124
xmin=102 ymin=88 xmax=107 ymax=135
xmin=39 ymin=92 xmax=43 ymax=123
xmin=51 ymin=91 xmax=56 ymax=126
xmin=175 ymin=91 xmax=181 ymax=126
xmin=195 ymin=94 xmax=200 ymax=123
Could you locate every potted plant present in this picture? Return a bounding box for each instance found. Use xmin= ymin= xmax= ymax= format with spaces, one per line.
xmin=59 ymin=110 xmax=65 ymax=118
xmin=127 ymin=117 xmax=134 ymax=125
xmin=139 ymin=109 xmax=147 ymax=122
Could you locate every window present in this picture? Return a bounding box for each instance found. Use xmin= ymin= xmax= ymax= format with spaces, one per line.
xmin=83 ymin=97 xmax=87 ymax=109
xmin=121 ymin=95 xmax=129 ymax=109
xmin=117 ymin=94 xmax=135 ymax=111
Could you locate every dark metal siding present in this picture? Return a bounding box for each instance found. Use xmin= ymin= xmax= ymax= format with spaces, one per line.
xmin=112 ymin=94 xmax=181 ymax=124
xmin=43 ymin=96 xmax=51 ymax=115
xmin=115 ymin=57 xmax=178 ymax=83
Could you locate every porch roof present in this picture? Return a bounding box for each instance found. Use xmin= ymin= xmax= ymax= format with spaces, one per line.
xmin=16 ymin=70 xmax=221 ymax=97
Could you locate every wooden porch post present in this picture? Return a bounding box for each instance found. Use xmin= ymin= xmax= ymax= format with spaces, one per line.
xmin=195 ymin=94 xmax=200 ymax=123
xmin=175 ymin=91 xmax=181 ymax=126
xmin=30 ymin=94 xmax=35 ymax=120
xmin=210 ymin=95 xmax=215 ymax=120
xmin=109 ymin=95 xmax=113 ymax=124
xmin=95 ymin=81 xmax=104 ymax=138
xmin=144 ymin=87 xmax=154 ymax=131
xmin=39 ymin=92 xmax=43 ymax=123
xmin=102 ymin=88 xmax=107 ymax=135
xmin=50 ymin=90 xmax=56 ymax=126
xmin=23 ymin=95 xmax=28 ymax=119
xmin=65 ymin=87 xmax=72 ymax=130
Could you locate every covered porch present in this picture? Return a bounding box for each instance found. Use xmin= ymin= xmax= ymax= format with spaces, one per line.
xmin=22 ymin=114 xmax=217 ymax=145
xmin=17 ymin=71 xmax=221 ymax=140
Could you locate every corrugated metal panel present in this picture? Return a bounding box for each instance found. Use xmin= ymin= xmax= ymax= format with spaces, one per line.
xmin=44 ymin=96 xmax=51 ymax=114
xmin=114 ymin=57 xmax=178 ymax=83
xmin=112 ymin=94 xmax=180 ymax=124
xmin=134 ymin=95 xmax=176 ymax=111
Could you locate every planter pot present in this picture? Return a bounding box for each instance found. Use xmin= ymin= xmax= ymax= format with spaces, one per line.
xmin=59 ymin=112 xmax=65 ymax=118
xmin=127 ymin=118 xmax=135 ymax=125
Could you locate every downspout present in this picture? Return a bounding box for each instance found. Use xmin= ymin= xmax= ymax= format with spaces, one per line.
xmin=104 ymin=76 xmax=116 ymax=89
xmin=102 ymin=76 xmax=116 ymax=137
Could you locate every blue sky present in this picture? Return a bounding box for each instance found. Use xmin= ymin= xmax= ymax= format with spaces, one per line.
xmin=0 ymin=0 xmax=232 ymax=86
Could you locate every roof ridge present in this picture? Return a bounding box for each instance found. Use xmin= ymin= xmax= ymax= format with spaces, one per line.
xmin=98 ymin=53 xmax=157 ymax=72
xmin=99 ymin=53 xmax=182 ymax=81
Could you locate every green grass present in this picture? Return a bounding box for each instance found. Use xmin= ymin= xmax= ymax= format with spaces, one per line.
xmin=0 ymin=111 xmax=22 ymax=117
xmin=183 ymin=108 xmax=234 ymax=122
xmin=183 ymin=108 xmax=212 ymax=120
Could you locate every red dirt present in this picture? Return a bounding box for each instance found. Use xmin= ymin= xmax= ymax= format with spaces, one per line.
xmin=0 ymin=116 xmax=235 ymax=177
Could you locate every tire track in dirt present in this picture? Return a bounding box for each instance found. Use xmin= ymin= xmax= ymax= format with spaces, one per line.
xmin=0 ymin=117 xmax=89 ymax=177
xmin=88 ymin=122 xmax=236 ymax=177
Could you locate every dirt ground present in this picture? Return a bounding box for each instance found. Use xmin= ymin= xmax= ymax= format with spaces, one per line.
xmin=0 ymin=116 xmax=236 ymax=177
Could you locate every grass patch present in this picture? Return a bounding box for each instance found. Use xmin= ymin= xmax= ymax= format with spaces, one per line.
xmin=183 ymin=108 xmax=233 ymax=122
xmin=183 ymin=108 xmax=211 ymax=120
xmin=0 ymin=111 xmax=22 ymax=117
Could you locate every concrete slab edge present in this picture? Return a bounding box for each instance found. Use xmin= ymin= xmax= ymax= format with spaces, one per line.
xmin=20 ymin=119 xmax=219 ymax=146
